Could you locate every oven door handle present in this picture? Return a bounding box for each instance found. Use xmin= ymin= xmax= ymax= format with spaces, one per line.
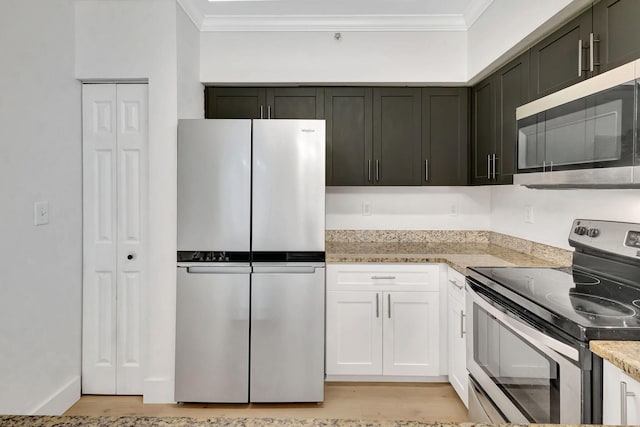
xmin=469 ymin=285 xmax=580 ymax=362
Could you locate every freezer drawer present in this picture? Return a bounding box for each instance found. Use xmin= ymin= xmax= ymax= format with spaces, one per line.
xmin=175 ymin=265 xmax=250 ymax=403
xmin=177 ymin=119 xmax=251 ymax=251
xmin=252 ymin=120 xmax=326 ymax=252
xmin=250 ymin=264 xmax=325 ymax=402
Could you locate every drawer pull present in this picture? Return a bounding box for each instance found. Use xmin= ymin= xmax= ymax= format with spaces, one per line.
xmin=449 ymin=279 xmax=464 ymax=290
xmin=621 ymin=381 xmax=636 ymax=425
xmin=372 ymin=276 xmax=396 ymax=280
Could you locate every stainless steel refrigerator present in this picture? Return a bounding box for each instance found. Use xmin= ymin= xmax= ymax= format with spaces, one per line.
xmin=175 ymin=119 xmax=325 ymax=404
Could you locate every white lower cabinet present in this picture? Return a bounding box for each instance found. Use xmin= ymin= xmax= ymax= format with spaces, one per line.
xmin=447 ymin=267 xmax=468 ymax=407
xmin=603 ymin=359 xmax=640 ymax=425
xmin=326 ymin=264 xmax=441 ymax=379
xmin=326 ymin=291 xmax=383 ymax=375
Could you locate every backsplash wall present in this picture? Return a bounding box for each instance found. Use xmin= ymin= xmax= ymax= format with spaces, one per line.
xmin=325 ymin=186 xmax=492 ymax=230
xmin=490 ymin=185 xmax=640 ymax=250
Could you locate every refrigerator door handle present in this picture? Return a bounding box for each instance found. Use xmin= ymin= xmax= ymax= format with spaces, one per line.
xmin=252 ymin=266 xmax=319 ymax=274
xmin=186 ymin=266 xmax=252 ymax=274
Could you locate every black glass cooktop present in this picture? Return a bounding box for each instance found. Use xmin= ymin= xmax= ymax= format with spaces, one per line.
xmin=468 ymin=266 xmax=640 ymax=341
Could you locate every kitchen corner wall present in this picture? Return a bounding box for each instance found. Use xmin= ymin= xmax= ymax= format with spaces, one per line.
xmin=75 ymin=0 xmax=179 ymax=403
xmin=490 ymin=186 xmax=640 ymax=250
xmin=177 ymin=4 xmax=204 ymax=119
xmin=0 ymin=0 xmax=81 ymax=415
xmin=326 ymin=187 xmax=491 ymax=230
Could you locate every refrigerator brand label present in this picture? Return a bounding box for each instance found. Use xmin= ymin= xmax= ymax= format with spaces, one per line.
xmin=301 ymin=129 xmax=315 ymax=133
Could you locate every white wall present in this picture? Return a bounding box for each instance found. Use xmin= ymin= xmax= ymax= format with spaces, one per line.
xmin=467 ymin=0 xmax=590 ymax=81
xmin=76 ymin=0 xmax=178 ymax=403
xmin=177 ymin=4 xmax=203 ymax=118
xmin=0 ymin=0 xmax=81 ymax=415
xmin=200 ymin=31 xmax=467 ymax=84
xmin=326 ymin=187 xmax=491 ymax=230
xmin=491 ymin=185 xmax=640 ymax=249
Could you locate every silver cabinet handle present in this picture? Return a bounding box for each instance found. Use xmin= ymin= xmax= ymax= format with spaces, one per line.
xmin=368 ymin=159 xmax=372 ymax=182
xmin=460 ymin=310 xmax=466 ymax=338
xmin=621 ymin=381 xmax=636 ymax=425
xmin=549 ymin=160 xmax=553 ymax=172
xmin=372 ymin=276 xmax=396 ymax=280
xmin=590 ymin=33 xmax=600 ymax=72
xmin=376 ymin=160 xmax=380 ymax=182
xmin=376 ymin=293 xmax=380 ymax=318
xmin=268 ymin=105 xmax=271 ymax=119
xmin=487 ymin=154 xmax=491 ymax=180
xmin=449 ymin=279 xmax=464 ymax=290
xmin=388 ymin=294 xmax=391 ymax=318
xmin=260 ymin=105 xmax=264 ymax=119
xmin=492 ymin=154 xmax=497 ymax=180
xmin=578 ymin=39 xmax=583 ymax=77
xmin=425 ymin=159 xmax=429 ymax=182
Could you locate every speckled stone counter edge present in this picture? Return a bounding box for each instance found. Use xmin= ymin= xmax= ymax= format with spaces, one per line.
xmin=0 ymin=416 xmax=515 ymax=427
xmin=326 ymin=230 xmax=572 ymax=266
xmin=590 ymin=341 xmax=640 ymax=382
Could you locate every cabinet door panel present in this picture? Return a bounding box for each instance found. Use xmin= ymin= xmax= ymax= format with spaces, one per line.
xmin=326 ymin=291 xmax=382 ymax=375
xmin=594 ymin=0 xmax=640 ymax=73
xmin=266 ymin=87 xmax=324 ymax=119
xmin=496 ymin=52 xmax=530 ymax=184
xmin=382 ymin=292 xmax=439 ymax=376
xmin=603 ymin=360 xmax=640 ymax=425
xmin=471 ymin=77 xmax=496 ymax=185
xmin=422 ymin=88 xmax=468 ymax=186
xmin=205 ymin=87 xmax=266 ymax=119
xmin=373 ymin=88 xmax=422 ymax=186
xmin=529 ymin=12 xmax=591 ymax=99
xmin=448 ymin=296 xmax=467 ymax=407
xmin=325 ymin=88 xmax=373 ymax=186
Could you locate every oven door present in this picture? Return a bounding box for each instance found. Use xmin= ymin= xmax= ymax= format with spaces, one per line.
xmin=466 ymin=281 xmax=582 ymax=424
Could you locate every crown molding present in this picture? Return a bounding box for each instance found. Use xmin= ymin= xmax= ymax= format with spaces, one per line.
xmin=199 ymin=14 xmax=468 ymax=32
xmin=462 ymin=0 xmax=494 ymax=28
xmin=177 ymin=0 xmax=205 ymax=29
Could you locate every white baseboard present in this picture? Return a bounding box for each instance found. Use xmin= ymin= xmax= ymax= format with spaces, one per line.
xmin=143 ymin=377 xmax=175 ymax=403
xmin=31 ymin=376 xmax=81 ymax=415
xmin=325 ymin=375 xmax=449 ymax=382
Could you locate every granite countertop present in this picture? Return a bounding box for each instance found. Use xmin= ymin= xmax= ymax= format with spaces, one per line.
xmin=326 ymin=241 xmax=567 ymax=274
xmin=591 ymin=341 xmax=640 ymax=382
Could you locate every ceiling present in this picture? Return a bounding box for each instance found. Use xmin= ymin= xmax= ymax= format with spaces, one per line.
xmin=178 ymin=0 xmax=494 ymax=31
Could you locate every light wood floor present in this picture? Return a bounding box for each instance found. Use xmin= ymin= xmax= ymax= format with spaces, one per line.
xmin=65 ymin=383 xmax=468 ymax=422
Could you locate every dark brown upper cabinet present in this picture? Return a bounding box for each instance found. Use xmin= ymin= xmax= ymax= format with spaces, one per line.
xmin=421 ymin=88 xmax=468 ymax=186
xmin=471 ymin=52 xmax=529 ymax=185
xmin=593 ymin=0 xmax=640 ymax=74
xmin=205 ymin=87 xmax=324 ymax=119
xmin=529 ymin=11 xmax=592 ymax=100
xmin=471 ymin=76 xmax=496 ymax=185
xmin=205 ymin=87 xmax=265 ymax=119
xmin=324 ymin=88 xmax=373 ymax=186
xmin=373 ymin=88 xmax=422 ymax=186
xmin=496 ymin=52 xmax=530 ymax=185
xmin=266 ymin=88 xmax=324 ymax=119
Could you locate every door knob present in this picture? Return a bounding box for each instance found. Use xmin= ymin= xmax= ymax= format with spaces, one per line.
xmin=127 ymin=253 xmax=135 ymax=260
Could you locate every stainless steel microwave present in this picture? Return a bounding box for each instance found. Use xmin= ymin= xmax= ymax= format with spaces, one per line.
xmin=515 ymin=59 xmax=640 ymax=188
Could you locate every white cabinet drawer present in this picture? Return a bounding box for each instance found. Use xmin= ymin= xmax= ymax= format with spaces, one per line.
xmin=327 ymin=263 xmax=440 ymax=292
xmin=447 ymin=267 xmax=466 ymax=303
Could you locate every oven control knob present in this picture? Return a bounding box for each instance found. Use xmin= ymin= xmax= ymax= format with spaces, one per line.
xmin=586 ymin=228 xmax=600 ymax=238
xmin=574 ymin=226 xmax=587 ymax=235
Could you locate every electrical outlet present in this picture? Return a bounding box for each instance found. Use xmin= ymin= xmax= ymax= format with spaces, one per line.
xmin=362 ymin=201 xmax=372 ymax=216
xmin=525 ymin=205 xmax=534 ymax=224
xmin=34 ymin=201 xmax=49 ymax=226
xmin=449 ymin=203 xmax=458 ymax=216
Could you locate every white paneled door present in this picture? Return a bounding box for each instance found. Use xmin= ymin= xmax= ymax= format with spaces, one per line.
xmin=82 ymin=84 xmax=147 ymax=395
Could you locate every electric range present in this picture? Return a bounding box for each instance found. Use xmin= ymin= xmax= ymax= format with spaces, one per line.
xmin=465 ymin=219 xmax=640 ymax=425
